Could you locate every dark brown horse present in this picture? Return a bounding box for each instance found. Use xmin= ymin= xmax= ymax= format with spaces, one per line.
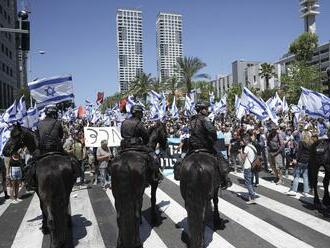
xmin=177 ymin=151 xmax=226 ymax=248
xmin=2 ymin=124 xmax=79 ymax=248
xmin=111 ymin=121 xmax=167 ymax=248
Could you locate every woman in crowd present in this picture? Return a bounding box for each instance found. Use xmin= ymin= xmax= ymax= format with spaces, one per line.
xmin=8 ymin=151 xmax=23 ymax=203
xmin=286 ymin=130 xmax=312 ymax=196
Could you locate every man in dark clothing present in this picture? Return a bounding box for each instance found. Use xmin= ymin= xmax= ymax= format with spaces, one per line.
xmin=120 ymin=105 xmax=162 ymax=182
xmin=188 ymin=103 xmax=231 ymax=189
xmin=37 ymin=105 xmax=64 ymax=155
xmin=120 ymin=105 xmax=148 ymax=149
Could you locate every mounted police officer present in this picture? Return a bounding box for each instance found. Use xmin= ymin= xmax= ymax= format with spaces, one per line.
xmin=120 ymin=105 xmax=148 ymax=149
xmin=120 ymin=104 xmax=162 ymax=182
xmin=188 ymin=102 xmax=232 ymax=189
xmin=37 ymin=105 xmax=64 ymax=155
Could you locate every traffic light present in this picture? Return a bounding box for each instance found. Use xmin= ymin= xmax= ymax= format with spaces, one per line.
xmin=21 ymin=20 xmax=30 ymax=51
xmin=17 ymin=10 xmax=30 ymax=51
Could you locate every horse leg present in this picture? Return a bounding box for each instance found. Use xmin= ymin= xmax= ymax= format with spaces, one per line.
xmin=37 ymin=191 xmax=49 ymax=234
xmin=322 ymin=172 xmax=330 ymax=206
xmin=151 ymin=181 xmax=158 ymax=225
xmin=213 ymin=187 xmax=225 ymax=230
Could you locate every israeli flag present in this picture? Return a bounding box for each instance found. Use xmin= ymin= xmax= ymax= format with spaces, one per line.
xmin=209 ymin=92 xmax=215 ymax=107
xmin=16 ymin=96 xmax=28 ymax=127
xmin=240 ymin=87 xmax=268 ymax=120
xmin=125 ymin=95 xmax=136 ymax=113
xmin=27 ymin=104 xmax=39 ymax=129
xmin=184 ymin=94 xmax=195 ymax=116
xmin=0 ymin=126 xmax=11 ymax=156
xmin=282 ymin=96 xmax=289 ymax=112
xmin=170 ymin=96 xmax=179 ymax=119
xmin=28 ymin=75 xmax=74 ymax=109
xmin=159 ymin=92 xmax=167 ymax=120
xmin=298 ymin=87 xmax=330 ymax=119
xmin=2 ymin=100 xmax=18 ymax=124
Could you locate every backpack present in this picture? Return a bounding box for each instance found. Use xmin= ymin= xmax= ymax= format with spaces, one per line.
xmin=247 ymin=144 xmax=263 ymax=172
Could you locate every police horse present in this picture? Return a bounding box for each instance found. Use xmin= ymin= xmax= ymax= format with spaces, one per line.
xmin=175 ymin=151 xmax=227 ymax=248
xmin=3 ymin=124 xmax=79 ymax=248
xmin=111 ymin=121 xmax=167 ymax=248
xmin=309 ymin=138 xmax=330 ymax=209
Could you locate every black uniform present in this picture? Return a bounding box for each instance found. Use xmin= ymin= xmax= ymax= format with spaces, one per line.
xmin=189 ymin=113 xmax=217 ymax=152
xmin=188 ymin=113 xmax=231 ymax=189
xmin=120 ymin=116 xmax=149 ymax=149
xmin=37 ymin=117 xmax=64 ymax=154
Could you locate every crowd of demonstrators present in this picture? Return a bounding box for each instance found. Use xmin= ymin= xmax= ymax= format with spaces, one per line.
xmin=1 ymin=100 xmax=329 ymax=206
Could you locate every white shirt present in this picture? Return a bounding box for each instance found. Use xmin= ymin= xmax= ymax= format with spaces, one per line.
xmin=243 ymin=144 xmax=256 ymax=170
xmin=224 ymin=132 xmax=232 ymax=145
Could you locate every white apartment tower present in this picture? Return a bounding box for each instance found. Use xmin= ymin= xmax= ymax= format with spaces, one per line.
xmin=300 ymin=0 xmax=320 ymax=33
xmin=116 ymin=9 xmax=143 ymax=92
xmin=157 ymin=12 xmax=183 ymax=82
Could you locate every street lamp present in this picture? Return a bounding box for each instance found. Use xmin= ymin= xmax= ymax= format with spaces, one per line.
xmin=28 ymin=50 xmax=46 ymax=81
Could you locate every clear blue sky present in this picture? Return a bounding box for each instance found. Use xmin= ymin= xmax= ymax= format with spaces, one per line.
xmin=27 ymin=0 xmax=330 ymax=105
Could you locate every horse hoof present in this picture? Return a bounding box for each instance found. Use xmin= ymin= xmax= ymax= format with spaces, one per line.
xmin=214 ymin=217 xmax=226 ymax=230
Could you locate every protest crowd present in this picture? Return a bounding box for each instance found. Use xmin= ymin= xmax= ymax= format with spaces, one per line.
xmin=0 ymin=75 xmax=329 ymax=206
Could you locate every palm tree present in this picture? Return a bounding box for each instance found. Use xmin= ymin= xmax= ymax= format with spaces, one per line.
xmin=128 ymin=72 xmax=154 ymax=102
xmin=259 ymin=63 xmax=276 ymax=90
xmin=176 ymin=56 xmax=208 ymax=93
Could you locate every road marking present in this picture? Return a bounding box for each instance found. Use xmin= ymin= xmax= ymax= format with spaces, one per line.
xmin=11 ymin=194 xmax=43 ymax=248
xmin=106 ymin=189 xmax=168 ymax=248
xmin=71 ymin=188 xmax=105 ymax=248
xmin=231 ymin=172 xmax=316 ymax=204
xmin=228 ymin=183 xmax=330 ymax=237
xmin=285 ymin=174 xmax=326 ymax=189
xmin=167 ymin=175 xmax=314 ymax=248
xmin=144 ymin=186 xmax=236 ymax=248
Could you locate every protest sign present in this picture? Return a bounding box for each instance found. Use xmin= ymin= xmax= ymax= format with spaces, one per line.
xmin=84 ymin=127 xmax=122 ymax=147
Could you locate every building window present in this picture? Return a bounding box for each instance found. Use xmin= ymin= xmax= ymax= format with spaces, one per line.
xmin=119 ymin=55 xmax=127 ymax=67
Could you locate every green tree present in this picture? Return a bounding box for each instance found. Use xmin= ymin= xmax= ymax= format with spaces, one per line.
xmin=176 ymin=56 xmax=208 ymax=93
xmin=259 ymin=63 xmax=276 ymax=90
xmin=193 ymin=81 xmax=214 ymax=102
xmin=127 ymin=72 xmax=154 ymax=102
xmin=227 ymin=85 xmax=242 ymax=113
xmin=260 ymin=88 xmax=278 ymax=102
xmin=289 ymin=32 xmax=319 ymax=63
xmin=281 ymin=62 xmax=322 ymax=104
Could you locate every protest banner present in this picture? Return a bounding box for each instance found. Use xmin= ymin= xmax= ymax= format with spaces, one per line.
xmin=84 ymin=127 xmax=122 ymax=147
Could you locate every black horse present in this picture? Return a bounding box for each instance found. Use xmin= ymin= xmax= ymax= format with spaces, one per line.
xmin=111 ymin=121 xmax=167 ymax=248
xmin=2 ymin=124 xmax=79 ymax=248
xmin=178 ymin=151 xmax=225 ymax=248
xmin=309 ymin=138 xmax=330 ymax=209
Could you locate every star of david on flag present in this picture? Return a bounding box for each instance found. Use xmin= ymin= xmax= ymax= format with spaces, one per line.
xmin=298 ymin=87 xmax=330 ymax=119
xmin=28 ymin=75 xmax=74 ymax=109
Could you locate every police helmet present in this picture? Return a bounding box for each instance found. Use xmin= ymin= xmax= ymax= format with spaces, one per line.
xmin=45 ymin=105 xmax=58 ymax=117
xmin=195 ymin=102 xmax=209 ymax=113
xmin=131 ymin=104 xmax=144 ymax=114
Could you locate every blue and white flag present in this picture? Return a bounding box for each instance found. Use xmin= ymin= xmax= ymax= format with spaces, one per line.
xmin=125 ymin=95 xmax=136 ymax=113
xmin=240 ymin=87 xmax=268 ymax=120
xmin=170 ymin=96 xmax=179 ymax=119
xmin=209 ymin=92 xmax=215 ymax=107
xmin=291 ymin=105 xmax=302 ymax=127
xmin=266 ymin=92 xmax=283 ymax=114
xmin=27 ymin=104 xmax=39 ymax=129
xmin=0 ymin=126 xmax=11 ymax=156
xmin=16 ymin=96 xmax=28 ymax=127
xmin=282 ymin=96 xmax=289 ymax=112
xmin=159 ymin=92 xmax=167 ymax=120
xmin=28 ymin=75 xmax=74 ymax=109
xmin=2 ymin=100 xmax=18 ymax=124
xmin=298 ymin=87 xmax=330 ymax=119
xmin=184 ymin=94 xmax=195 ymax=116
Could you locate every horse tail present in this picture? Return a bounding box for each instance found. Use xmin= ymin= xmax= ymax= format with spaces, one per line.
xmin=183 ymin=161 xmax=212 ymax=248
xmin=112 ymin=154 xmax=145 ymax=248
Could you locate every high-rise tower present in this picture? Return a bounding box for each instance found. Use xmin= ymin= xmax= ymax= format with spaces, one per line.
xmin=156 ymin=12 xmax=183 ymax=82
xmin=300 ymin=0 xmax=320 ymax=33
xmin=116 ymin=9 xmax=143 ymax=92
